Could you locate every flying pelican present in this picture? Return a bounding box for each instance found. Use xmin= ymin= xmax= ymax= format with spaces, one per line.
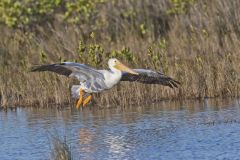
xmin=31 ymin=58 xmax=180 ymax=108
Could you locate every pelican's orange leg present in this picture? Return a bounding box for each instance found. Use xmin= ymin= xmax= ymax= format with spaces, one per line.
xmin=83 ymin=95 xmax=92 ymax=107
xmin=76 ymin=88 xmax=84 ymax=109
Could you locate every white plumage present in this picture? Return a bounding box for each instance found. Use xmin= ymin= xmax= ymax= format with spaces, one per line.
xmin=31 ymin=58 xmax=180 ymax=108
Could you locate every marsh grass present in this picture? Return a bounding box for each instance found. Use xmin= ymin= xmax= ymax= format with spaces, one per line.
xmin=50 ymin=136 xmax=72 ymax=160
xmin=1 ymin=0 xmax=240 ymax=108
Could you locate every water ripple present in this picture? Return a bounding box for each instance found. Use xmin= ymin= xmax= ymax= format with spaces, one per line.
xmin=1 ymin=99 xmax=240 ymax=160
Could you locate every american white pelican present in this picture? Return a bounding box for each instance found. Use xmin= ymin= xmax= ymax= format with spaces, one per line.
xmin=31 ymin=58 xmax=180 ymax=108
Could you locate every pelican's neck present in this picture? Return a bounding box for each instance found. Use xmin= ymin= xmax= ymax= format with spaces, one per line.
xmin=109 ymin=66 xmax=122 ymax=80
xmin=103 ymin=67 xmax=122 ymax=88
xmin=108 ymin=63 xmax=122 ymax=76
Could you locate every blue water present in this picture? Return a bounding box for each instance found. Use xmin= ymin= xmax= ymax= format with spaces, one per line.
xmin=1 ymin=99 xmax=240 ymax=160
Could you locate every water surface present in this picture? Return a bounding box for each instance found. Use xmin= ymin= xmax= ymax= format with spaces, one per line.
xmin=1 ymin=99 xmax=240 ymax=160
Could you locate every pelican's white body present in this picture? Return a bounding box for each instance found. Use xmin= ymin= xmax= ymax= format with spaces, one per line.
xmin=71 ymin=59 xmax=123 ymax=98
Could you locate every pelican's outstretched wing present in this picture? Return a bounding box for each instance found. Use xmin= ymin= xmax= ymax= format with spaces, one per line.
xmin=31 ymin=62 xmax=105 ymax=83
xmin=121 ymin=69 xmax=180 ymax=88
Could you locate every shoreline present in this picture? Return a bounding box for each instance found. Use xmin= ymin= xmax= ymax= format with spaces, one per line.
xmin=1 ymin=96 xmax=238 ymax=110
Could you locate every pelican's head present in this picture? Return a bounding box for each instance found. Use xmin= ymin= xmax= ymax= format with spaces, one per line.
xmin=108 ymin=58 xmax=138 ymax=75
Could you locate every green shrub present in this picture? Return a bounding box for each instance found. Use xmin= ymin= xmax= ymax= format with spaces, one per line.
xmin=167 ymin=0 xmax=196 ymax=15
xmin=0 ymin=0 xmax=106 ymax=27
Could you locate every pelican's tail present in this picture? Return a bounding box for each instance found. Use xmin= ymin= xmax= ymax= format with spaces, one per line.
xmin=71 ymin=85 xmax=81 ymax=98
xmin=71 ymin=85 xmax=90 ymax=99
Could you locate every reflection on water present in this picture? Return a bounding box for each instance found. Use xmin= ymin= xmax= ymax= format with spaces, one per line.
xmin=79 ymin=128 xmax=96 ymax=155
xmin=1 ymin=99 xmax=240 ymax=160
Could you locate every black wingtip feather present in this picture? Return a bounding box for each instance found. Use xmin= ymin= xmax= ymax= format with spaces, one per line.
xmin=171 ymin=79 xmax=181 ymax=88
xmin=30 ymin=64 xmax=55 ymax=72
xmin=30 ymin=63 xmax=72 ymax=77
xmin=165 ymin=78 xmax=181 ymax=88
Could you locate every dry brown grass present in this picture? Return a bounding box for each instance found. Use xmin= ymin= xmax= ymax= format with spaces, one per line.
xmin=1 ymin=0 xmax=240 ymax=108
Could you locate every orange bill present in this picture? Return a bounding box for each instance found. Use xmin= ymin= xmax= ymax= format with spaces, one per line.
xmin=114 ymin=62 xmax=139 ymax=75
